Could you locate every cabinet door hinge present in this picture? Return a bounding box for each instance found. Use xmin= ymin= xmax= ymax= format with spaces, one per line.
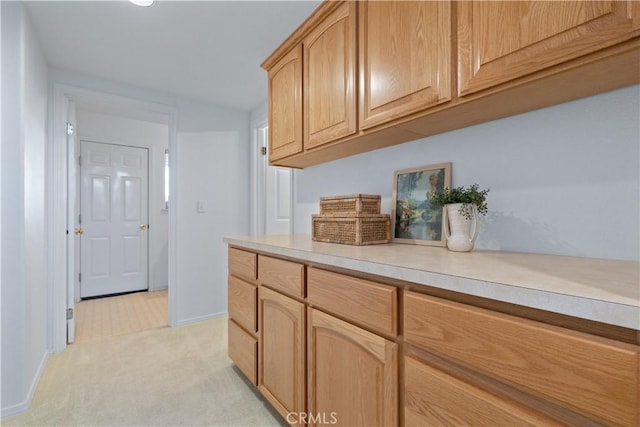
xmin=66 ymin=308 xmax=74 ymax=320
xmin=66 ymin=122 xmax=74 ymax=136
xmin=78 ymin=272 xmax=82 ymax=283
xmin=260 ymin=146 xmax=267 ymax=156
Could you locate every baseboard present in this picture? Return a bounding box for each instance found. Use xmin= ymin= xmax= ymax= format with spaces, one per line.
xmin=1 ymin=350 xmax=49 ymax=419
xmin=175 ymin=310 xmax=227 ymax=327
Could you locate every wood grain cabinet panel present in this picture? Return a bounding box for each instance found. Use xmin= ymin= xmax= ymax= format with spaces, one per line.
xmin=227 ymin=276 xmax=257 ymax=333
xmin=359 ymin=0 xmax=452 ymax=129
xmin=308 ymin=308 xmax=397 ymax=427
xmin=404 ymin=356 xmax=564 ymax=427
xmin=303 ymin=1 xmax=357 ymax=149
xmin=269 ymin=45 xmax=303 ymax=162
xmin=458 ymin=0 xmax=640 ymax=95
xmin=307 ymin=268 xmax=397 ymax=336
xmin=228 ymin=319 xmax=258 ymax=385
xmin=404 ymin=292 xmax=639 ymax=426
xmin=258 ymin=255 xmax=305 ymax=298
xmin=228 ymin=247 xmax=257 ymax=282
xmin=259 ymin=286 xmax=306 ymax=420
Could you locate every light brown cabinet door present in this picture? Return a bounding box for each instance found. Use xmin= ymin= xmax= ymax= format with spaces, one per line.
xmin=303 ymin=2 xmax=357 ymax=149
xmin=259 ymin=287 xmax=305 ymax=419
xmin=458 ymin=1 xmax=640 ymax=95
xmin=269 ymin=45 xmax=303 ymax=162
xmin=359 ymin=0 xmax=452 ymax=129
xmin=308 ymin=308 xmax=397 ymax=427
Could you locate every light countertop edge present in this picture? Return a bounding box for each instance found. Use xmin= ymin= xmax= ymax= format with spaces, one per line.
xmin=224 ymin=235 xmax=640 ymax=330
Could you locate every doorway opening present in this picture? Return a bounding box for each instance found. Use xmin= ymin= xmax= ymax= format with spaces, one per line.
xmin=54 ymin=86 xmax=175 ymax=351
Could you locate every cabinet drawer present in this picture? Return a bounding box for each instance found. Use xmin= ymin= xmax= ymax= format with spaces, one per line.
xmin=308 ymin=268 xmax=397 ymax=336
xmin=258 ymin=255 xmax=304 ymax=298
xmin=404 ymin=292 xmax=638 ymax=426
xmin=228 ymin=248 xmax=257 ymax=282
xmin=228 ymin=276 xmax=257 ymax=334
xmin=228 ymin=319 xmax=258 ymax=385
xmin=405 ymin=356 xmax=562 ymax=426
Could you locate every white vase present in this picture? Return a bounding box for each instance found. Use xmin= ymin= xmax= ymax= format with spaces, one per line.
xmin=443 ymin=203 xmax=479 ymax=252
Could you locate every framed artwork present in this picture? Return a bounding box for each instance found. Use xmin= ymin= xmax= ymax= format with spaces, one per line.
xmin=391 ymin=162 xmax=451 ymax=246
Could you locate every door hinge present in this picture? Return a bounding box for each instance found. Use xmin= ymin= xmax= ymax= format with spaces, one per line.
xmin=66 ymin=308 xmax=74 ymax=320
xmin=260 ymin=146 xmax=267 ymax=156
xmin=66 ymin=122 xmax=74 ymax=136
xmin=78 ymin=214 xmax=82 ymax=225
xmin=78 ymin=272 xmax=82 ymax=283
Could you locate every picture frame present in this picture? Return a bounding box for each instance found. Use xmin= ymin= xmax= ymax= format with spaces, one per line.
xmin=391 ymin=162 xmax=452 ymax=246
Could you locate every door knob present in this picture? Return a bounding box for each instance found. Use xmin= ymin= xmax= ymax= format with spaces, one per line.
xmin=74 ymin=227 xmax=84 ymax=235
xmin=140 ymin=224 xmax=148 ymax=230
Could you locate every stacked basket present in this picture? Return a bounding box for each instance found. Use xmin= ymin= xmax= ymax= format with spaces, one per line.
xmin=312 ymin=194 xmax=390 ymax=246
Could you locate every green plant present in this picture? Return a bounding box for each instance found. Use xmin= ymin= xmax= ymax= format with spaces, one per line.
xmin=430 ymin=184 xmax=489 ymax=220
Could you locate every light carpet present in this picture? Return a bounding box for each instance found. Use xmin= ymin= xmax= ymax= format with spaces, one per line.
xmin=3 ymin=317 xmax=286 ymax=427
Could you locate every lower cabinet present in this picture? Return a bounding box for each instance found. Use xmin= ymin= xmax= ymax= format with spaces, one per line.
xmin=227 ymin=247 xmax=639 ymax=426
xmin=259 ymin=286 xmax=306 ymax=420
xmin=307 ymin=308 xmax=398 ymax=427
xmin=228 ymin=320 xmax=257 ymax=385
xmin=404 ymin=356 xmax=562 ymax=426
xmin=404 ymin=291 xmax=639 ymax=426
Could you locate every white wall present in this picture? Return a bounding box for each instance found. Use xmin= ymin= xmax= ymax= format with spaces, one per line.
xmin=1 ymin=1 xmax=50 ymax=416
xmin=75 ymin=110 xmax=169 ymax=291
xmin=294 ymin=86 xmax=640 ymax=261
xmin=177 ymin=131 xmax=248 ymax=323
xmin=175 ymin=98 xmax=250 ymax=324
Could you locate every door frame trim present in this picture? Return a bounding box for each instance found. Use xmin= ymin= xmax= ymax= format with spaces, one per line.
xmin=249 ymin=115 xmax=295 ymax=236
xmin=49 ymin=82 xmax=178 ymax=352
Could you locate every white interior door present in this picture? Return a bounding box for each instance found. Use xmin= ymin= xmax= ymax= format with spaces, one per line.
xmin=265 ymin=166 xmax=291 ymax=234
xmin=259 ymin=125 xmax=291 ymax=235
xmin=80 ymin=141 xmax=149 ymax=298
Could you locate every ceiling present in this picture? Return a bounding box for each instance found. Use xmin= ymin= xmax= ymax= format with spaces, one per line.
xmin=24 ymin=0 xmax=321 ymax=112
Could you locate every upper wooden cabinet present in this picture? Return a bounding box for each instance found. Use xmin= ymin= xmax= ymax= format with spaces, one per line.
xmin=268 ymin=45 xmax=303 ymax=162
xmin=359 ymin=0 xmax=452 ymax=129
xmin=304 ymin=1 xmax=357 ymax=149
xmin=458 ymin=0 xmax=640 ymax=95
xmin=262 ymin=0 xmax=639 ymax=168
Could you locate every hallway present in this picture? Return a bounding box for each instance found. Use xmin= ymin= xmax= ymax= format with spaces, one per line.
xmin=3 ymin=317 xmax=284 ymax=426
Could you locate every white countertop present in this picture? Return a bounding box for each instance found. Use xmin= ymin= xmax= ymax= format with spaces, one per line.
xmin=224 ymin=234 xmax=640 ymax=330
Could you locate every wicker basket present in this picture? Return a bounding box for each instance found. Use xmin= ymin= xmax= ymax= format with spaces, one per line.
xmin=312 ymin=214 xmax=390 ymax=246
xmin=319 ymin=194 xmax=381 ymax=217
